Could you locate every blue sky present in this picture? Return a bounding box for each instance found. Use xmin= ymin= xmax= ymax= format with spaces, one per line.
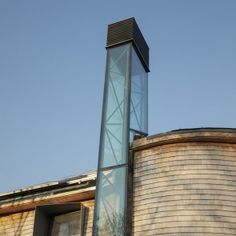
xmin=0 ymin=0 xmax=236 ymax=193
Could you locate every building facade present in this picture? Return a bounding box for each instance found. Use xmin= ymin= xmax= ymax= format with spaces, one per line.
xmin=0 ymin=172 xmax=96 ymax=235
xmin=1 ymin=128 xmax=236 ymax=235
xmin=1 ymin=18 xmax=236 ymax=235
xmin=132 ymin=128 xmax=236 ymax=235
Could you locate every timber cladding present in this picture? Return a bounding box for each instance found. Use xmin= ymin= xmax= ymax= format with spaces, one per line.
xmin=0 ymin=172 xmax=96 ymax=236
xmin=0 ymin=200 xmax=94 ymax=236
xmin=132 ymin=130 xmax=236 ymax=235
xmin=83 ymin=200 xmax=94 ymax=236
xmin=0 ymin=211 xmax=34 ymax=236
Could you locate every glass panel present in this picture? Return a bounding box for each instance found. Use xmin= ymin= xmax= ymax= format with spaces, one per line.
xmin=130 ymin=47 xmax=148 ymax=136
xmin=51 ymin=211 xmax=80 ymax=236
xmin=94 ymin=167 xmax=126 ymax=236
xmin=99 ymin=44 xmax=131 ymax=168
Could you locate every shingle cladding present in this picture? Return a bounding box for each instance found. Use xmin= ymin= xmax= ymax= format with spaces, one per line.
xmin=132 ymin=128 xmax=236 ymax=235
xmin=2 ymin=129 xmax=236 ymax=235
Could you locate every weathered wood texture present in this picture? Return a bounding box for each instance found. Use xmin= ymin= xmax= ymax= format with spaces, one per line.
xmin=0 ymin=188 xmax=95 ymax=215
xmin=83 ymin=200 xmax=95 ymax=236
xmin=0 ymin=211 xmax=34 ymax=236
xmin=0 ymin=200 xmax=95 ymax=236
xmin=133 ymin=141 xmax=236 ymax=235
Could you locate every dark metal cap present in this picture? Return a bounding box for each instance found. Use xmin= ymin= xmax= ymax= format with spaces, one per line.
xmin=106 ymin=17 xmax=150 ymax=72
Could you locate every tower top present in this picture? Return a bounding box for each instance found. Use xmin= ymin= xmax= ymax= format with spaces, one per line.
xmin=106 ymin=17 xmax=150 ymax=72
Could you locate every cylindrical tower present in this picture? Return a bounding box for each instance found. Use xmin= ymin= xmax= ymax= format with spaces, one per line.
xmin=132 ymin=128 xmax=236 ymax=235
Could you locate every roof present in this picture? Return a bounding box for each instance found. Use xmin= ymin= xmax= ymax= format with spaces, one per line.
xmin=132 ymin=127 xmax=236 ymax=151
xmin=2 ymin=127 xmax=236 ymax=214
xmin=0 ymin=171 xmax=96 ymax=215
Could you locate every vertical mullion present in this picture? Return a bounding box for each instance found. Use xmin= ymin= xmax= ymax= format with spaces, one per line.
xmin=80 ymin=205 xmax=87 ymax=236
xmin=97 ymin=49 xmax=111 ymax=171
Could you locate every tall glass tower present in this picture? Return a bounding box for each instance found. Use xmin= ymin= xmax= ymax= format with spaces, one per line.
xmin=93 ymin=18 xmax=149 ymax=235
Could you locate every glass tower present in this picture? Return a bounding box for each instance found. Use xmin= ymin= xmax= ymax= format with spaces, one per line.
xmin=93 ymin=18 xmax=149 ymax=235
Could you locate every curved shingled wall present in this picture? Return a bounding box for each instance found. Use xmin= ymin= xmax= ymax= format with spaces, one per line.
xmin=132 ymin=129 xmax=236 ymax=235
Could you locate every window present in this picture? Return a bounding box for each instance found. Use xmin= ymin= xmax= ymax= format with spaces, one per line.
xmin=51 ymin=211 xmax=80 ymax=236
xmin=33 ymin=203 xmax=87 ymax=236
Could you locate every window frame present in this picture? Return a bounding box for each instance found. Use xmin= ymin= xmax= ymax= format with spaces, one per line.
xmin=33 ymin=203 xmax=87 ymax=236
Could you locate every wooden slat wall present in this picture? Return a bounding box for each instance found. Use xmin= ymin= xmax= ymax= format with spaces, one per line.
xmin=0 ymin=200 xmax=95 ymax=236
xmin=0 ymin=211 xmax=34 ymax=236
xmin=83 ymin=200 xmax=94 ymax=236
xmin=133 ymin=142 xmax=236 ymax=235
